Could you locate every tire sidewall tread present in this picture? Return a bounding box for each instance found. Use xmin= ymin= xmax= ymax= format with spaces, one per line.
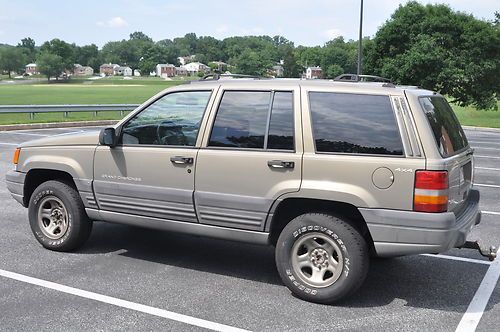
xmin=28 ymin=180 xmax=92 ymax=252
xmin=275 ymin=213 xmax=369 ymax=304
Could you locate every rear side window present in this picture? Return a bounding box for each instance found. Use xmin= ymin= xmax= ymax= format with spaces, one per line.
xmin=419 ymin=97 xmax=468 ymax=157
xmin=309 ymin=92 xmax=404 ymax=156
xmin=209 ymin=91 xmax=294 ymax=150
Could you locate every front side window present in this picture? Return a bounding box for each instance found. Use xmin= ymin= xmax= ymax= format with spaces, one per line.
xmin=309 ymin=92 xmax=404 ymax=156
xmin=209 ymin=91 xmax=294 ymax=150
xmin=121 ymin=91 xmax=211 ymax=146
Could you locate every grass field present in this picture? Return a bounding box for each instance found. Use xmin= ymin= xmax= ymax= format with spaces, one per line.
xmin=0 ymin=78 xmax=498 ymax=127
xmin=0 ymin=77 xmax=185 ymax=124
xmin=452 ymin=103 xmax=500 ymax=129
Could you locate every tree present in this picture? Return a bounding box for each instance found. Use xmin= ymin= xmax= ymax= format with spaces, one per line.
xmin=40 ymin=39 xmax=75 ymax=71
xmin=17 ymin=37 xmax=37 ymax=63
xmin=37 ymin=52 xmax=65 ymax=81
xmin=75 ymin=44 xmax=101 ymax=70
xmin=365 ymin=1 xmax=500 ymax=110
xmin=0 ymin=47 xmax=27 ymax=78
xmin=232 ymin=49 xmax=273 ymax=76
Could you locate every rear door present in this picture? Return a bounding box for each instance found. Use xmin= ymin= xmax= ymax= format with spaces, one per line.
xmin=194 ymin=87 xmax=302 ymax=231
xmin=416 ymin=95 xmax=472 ymax=213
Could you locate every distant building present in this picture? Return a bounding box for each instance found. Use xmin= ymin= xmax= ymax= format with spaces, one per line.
xmin=271 ymin=65 xmax=284 ymax=77
xmin=209 ymin=61 xmax=228 ymax=72
xmin=73 ymin=64 xmax=94 ymax=76
xmin=114 ymin=66 xmax=132 ymax=76
xmin=181 ymin=62 xmax=209 ymax=75
xmin=25 ymin=63 xmax=38 ymax=75
xmin=100 ymin=63 xmax=119 ymax=76
xmin=175 ymin=66 xmax=187 ymax=76
xmin=177 ymin=55 xmax=196 ymax=66
xmin=306 ymin=66 xmax=322 ymax=79
xmin=156 ymin=64 xmax=176 ymax=78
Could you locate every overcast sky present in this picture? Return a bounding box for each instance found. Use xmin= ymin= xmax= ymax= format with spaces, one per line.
xmin=0 ymin=0 xmax=497 ymax=47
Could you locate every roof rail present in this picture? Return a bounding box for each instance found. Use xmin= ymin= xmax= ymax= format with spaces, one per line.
xmin=199 ymin=73 xmax=263 ymax=81
xmin=333 ymin=74 xmax=393 ymax=83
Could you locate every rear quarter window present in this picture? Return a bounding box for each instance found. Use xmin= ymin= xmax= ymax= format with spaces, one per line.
xmin=419 ymin=97 xmax=468 ymax=157
xmin=309 ymin=92 xmax=404 ymax=156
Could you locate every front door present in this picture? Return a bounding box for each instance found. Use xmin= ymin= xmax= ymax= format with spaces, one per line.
xmin=195 ymin=88 xmax=303 ymax=231
xmin=93 ymin=90 xmax=214 ymax=223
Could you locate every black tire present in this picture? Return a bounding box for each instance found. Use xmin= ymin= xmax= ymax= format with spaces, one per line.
xmin=275 ymin=213 xmax=369 ymax=304
xmin=28 ymin=180 xmax=93 ymax=251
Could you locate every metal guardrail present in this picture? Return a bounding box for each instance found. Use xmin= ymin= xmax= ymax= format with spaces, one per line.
xmin=0 ymin=104 xmax=140 ymax=119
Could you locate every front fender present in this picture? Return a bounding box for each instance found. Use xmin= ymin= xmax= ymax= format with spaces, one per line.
xmin=17 ymin=146 xmax=96 ymax=180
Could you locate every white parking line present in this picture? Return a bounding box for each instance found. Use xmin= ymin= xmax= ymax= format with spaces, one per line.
xmin=0 ymin=142 xmax=18 ymax=146
xmin=482 ymin=211 xmax=500 ymax=216
xmin=455 ymin=249 xmax=500 ymax=332
xmin=473 ymin=147 xmax=500 ymax=151
xmin=474 ymin=183 xmax=500 ymax=189
xmin=476 ymin=167 xmax=500 ymax=171
xmin=421 ymin=254 xmax=491 ymax=266
xmin=0 ymin=132 xmax=49 ymax=137
xmin=0 ymin=269 xmax=250 ymax=332
xmin=474 ymin=155 xmax=500 ymax=159
xmin=469 ymin=141 xmax=500 ymax=145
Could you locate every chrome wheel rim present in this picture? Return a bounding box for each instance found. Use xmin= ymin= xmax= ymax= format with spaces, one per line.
xmin=37 ymin=196 xmax=69 ymax=240
xmin=291 ymin=232 xmax=344 ymax=288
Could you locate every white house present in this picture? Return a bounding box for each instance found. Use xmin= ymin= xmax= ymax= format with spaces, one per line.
xmin=181 ymin=62 xmax=209 ymax=75
xmin=177 ymin=55 xmax=196 ymax=66
xmin=305 ymin=66 xmax=322 ymax=79
xmin=25 ymin=63 xmax=38 ymax=75
xmin=114 ymin=66 xmax=132 ymax=76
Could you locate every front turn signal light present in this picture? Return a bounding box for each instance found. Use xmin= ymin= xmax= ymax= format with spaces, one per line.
xmin=13 ymin=148 xmax=21 ymax=165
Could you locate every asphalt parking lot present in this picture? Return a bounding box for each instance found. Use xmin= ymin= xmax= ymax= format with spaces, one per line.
xmin=0 ymin=126 xmax=499 ymax=332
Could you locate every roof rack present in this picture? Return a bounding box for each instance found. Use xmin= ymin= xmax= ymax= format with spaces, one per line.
xmin=333 ymin=74 xmax=393 ymax=84
xmin=199 ymin=73 xmax=263 ymax=81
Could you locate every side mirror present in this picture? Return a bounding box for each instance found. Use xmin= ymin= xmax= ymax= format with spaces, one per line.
xmin=99 ymin=127 xmax=117 ymax=147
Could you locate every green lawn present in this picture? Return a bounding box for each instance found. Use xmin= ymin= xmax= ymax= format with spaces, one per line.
xmin=0 ymin=77 xmax=187 ymax=124
xmin=452 ymin=103 xmax=500 ymax=129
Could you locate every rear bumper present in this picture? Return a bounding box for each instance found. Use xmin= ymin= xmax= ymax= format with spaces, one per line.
xmin=359 ymin=189 xmax=481 ymax=257
xmin=5 ymin=170 xmax=26 ymax=206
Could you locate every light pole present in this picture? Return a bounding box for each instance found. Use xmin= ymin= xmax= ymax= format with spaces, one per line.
xmin=357 ymin=0 xmax=364 ymax=76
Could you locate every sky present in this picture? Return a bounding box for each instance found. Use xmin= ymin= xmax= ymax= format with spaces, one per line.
xmin=0 ymin=0 xmax=497 ymax=48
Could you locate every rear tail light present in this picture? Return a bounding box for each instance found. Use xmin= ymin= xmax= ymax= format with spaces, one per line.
xmin=12 ymin=148 xmax=20 ymax=165
xmin=414 ymin=170 xmax=448 ymax=213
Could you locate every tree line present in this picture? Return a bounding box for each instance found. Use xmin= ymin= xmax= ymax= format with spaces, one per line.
xmin=0 ymin=2 xmax=498 ymax=109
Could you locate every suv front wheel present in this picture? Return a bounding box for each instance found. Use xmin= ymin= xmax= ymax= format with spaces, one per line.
xmin=275 ymin=213 xmax=369 ymax=304
xmin=28 ymin=180 xmax=93 ymax=251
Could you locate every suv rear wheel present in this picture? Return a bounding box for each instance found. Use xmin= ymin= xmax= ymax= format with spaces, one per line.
xmin=28 ymin=180 xmax=93 ymax=251
xmin=275 ymin=213 xmax=369 ymax=303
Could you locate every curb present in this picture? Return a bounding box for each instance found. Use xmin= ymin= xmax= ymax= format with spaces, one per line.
xmin=0 ymin=120 xmax=118 ymax=131
xmin=463 ymin=126 xmax=500 ymax=133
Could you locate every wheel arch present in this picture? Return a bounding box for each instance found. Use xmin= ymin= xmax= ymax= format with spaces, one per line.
xmin=268 ymin=197 xmax=375 ymax=253
xmin=23 ymin=169 xmax=76 ymax=207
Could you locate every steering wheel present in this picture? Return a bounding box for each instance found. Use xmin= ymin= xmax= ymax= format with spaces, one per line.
xmin=156 ymin=120 xmax=188 ymax=145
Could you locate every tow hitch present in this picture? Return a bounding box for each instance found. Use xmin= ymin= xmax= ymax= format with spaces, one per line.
xmin=461 ymin=241 xmax=497 ymax=261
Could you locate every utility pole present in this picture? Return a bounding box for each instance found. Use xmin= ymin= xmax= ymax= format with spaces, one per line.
xmin=357 ymin=0 xmax=364 ymax=75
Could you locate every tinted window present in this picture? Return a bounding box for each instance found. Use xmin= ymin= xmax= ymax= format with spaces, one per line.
xmin=309 ymin=92 xmax=404 ymax=155
xmin=209 ymin=91 xmax=270 ymax=149
xmin=268 ymin=92 xmax=294 ymax=150
xmin=122 ymin=91 xmax=211 ymax=146
xmin=420 ymin=97 xmax=468 ymax=157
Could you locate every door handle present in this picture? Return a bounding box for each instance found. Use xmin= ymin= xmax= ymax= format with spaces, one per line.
xmin=170 ymin=156 xmax=194 ymax=164
xmin=267 ymin=160 xmax=295 ymax=169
